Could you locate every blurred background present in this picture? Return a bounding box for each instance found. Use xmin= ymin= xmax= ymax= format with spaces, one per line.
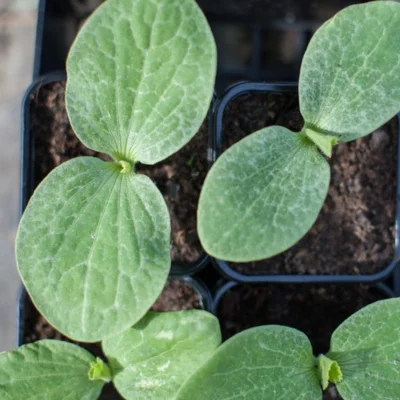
xmin=0 ymin=0 xmax=38 ymax=351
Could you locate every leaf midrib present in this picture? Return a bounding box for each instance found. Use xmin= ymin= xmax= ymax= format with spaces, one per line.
xmin=81 ymin=173 xmax=120 ymax=335
xmin=212 ymin=138 xmax=304 ymax=251
xmin=125 ymin=4 xmax=160 ymax=161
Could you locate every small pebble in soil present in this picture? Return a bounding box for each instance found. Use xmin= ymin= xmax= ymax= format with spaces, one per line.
xmin=370 ymin=129 xmax=390 ymax=150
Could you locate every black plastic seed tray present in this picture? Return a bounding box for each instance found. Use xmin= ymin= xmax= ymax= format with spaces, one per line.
xmin=34 ymin=0 xmax=364 ymax=89
xmin=18 ymin=0 xmax=399 ymax=350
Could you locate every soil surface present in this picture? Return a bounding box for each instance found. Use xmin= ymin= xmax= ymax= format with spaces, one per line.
xmin=136 ymin=123 xmax=209 ymax=264
xmin=222 ymin=93 xmax=398 ymax=275
xmin=217 ymin=283 xmax=388 ymax=400
xmin=151 ymin=279 xmax=202 ymax=311
xmin=22 ymin=279 xmax=202 ymax=399
xmin=30 ymin=81 xmax=208 ymax=265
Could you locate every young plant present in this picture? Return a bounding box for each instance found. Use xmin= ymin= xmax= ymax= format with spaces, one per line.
xmin=177 ymin=298 xmax=400 ymax=400
xmin=198 ymin=1 xmax=400 ymax=262
xmin=15 ymin=0 xmax=216 ymax=341
xmin=0 ymin=310 xmax=221 ymax=399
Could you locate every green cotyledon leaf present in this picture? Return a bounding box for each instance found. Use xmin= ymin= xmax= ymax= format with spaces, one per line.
xmin=198 ymin=126 xmax=330 ymax=262
xmin=0 ymin=340 xmax=105 ymax=399
xmin=16 ymin=157 xmax=170 ymax=342
xmin=66 ymin=0 xmax=216 ymax=165
xmin=102 ymin=311 xmax=221 ymax=400
xmin=300 ymin=1 xmax=400 ymax=143
xmin=176 ymin=325 xmax=322 ymax=400
xmin=327 ymin=298 xmax=400 ymax=400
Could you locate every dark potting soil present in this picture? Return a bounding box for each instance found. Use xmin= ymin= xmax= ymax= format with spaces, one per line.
xmin=151 ymin=279 xmax=202 ymax=311
xmin=30 ymin=81 xmax=208 ymax=265
xmin=22 ymin=279 xmax=202 ymax=399
xmin=222 ymin=93 xmax=397 ymax=275
xmin=136 ymin=124 xmax=209 ymax=265
xmin=217 ymin=284 xmax=387 ymax=400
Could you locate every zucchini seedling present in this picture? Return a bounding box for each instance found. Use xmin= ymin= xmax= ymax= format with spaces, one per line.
xmin=15 ymin=0 xmax=216 ymax=342
xmin=0 ymin=311 xmax=221 ymax=400
xmin=198 ymin=1 xmax=400 ymax=262
xmin=177 ymin=298 xmax=400 ymax=400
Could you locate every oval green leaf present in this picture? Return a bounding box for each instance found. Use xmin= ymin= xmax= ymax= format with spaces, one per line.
xmin=198 ymin=126 xmax=330 ymax=262
xmin=0 ymin=340 xmax=103 ymax=399
xmin=328 ymin=299 xmax=400 ymax=400
xmin=176 ymin=326 xmax=321 ymax=400
xmin=102 ymin=310 xmax=221 ymax=400
xmin=16 ymin=158 xmax=170 ymax=342
xmin=300 ymin=1 xmax=400 ymax=142
xmin=66 ymin=0 xmax=216 ymax=165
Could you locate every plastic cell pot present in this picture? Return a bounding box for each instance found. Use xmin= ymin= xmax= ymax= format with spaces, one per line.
xmin=33 ymin=0 xmax=105 ymax=78
xmin=212 ymin=280 xmax=396 ymax=314
xmin=212 ymin=280 xmax=395 ymax=354
xmin=34 ymin=1 xmax=363 ymax=88
xmin=202 ymin=1 xmax=365 ymax=90
xmin=197 ymin=0 xmax=362 ymax=21
xmin=33 ymin=0 xmax=77 ymax=78
xmin=170 ymin=253 xmax=211 ymax=277
xmin=209 ymin=81 xmax=400 ymax=285
xmin=395 ymin=266 xmax=400 ymax=297
xmin=20 ymin=72 xmax=67 ymax=215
